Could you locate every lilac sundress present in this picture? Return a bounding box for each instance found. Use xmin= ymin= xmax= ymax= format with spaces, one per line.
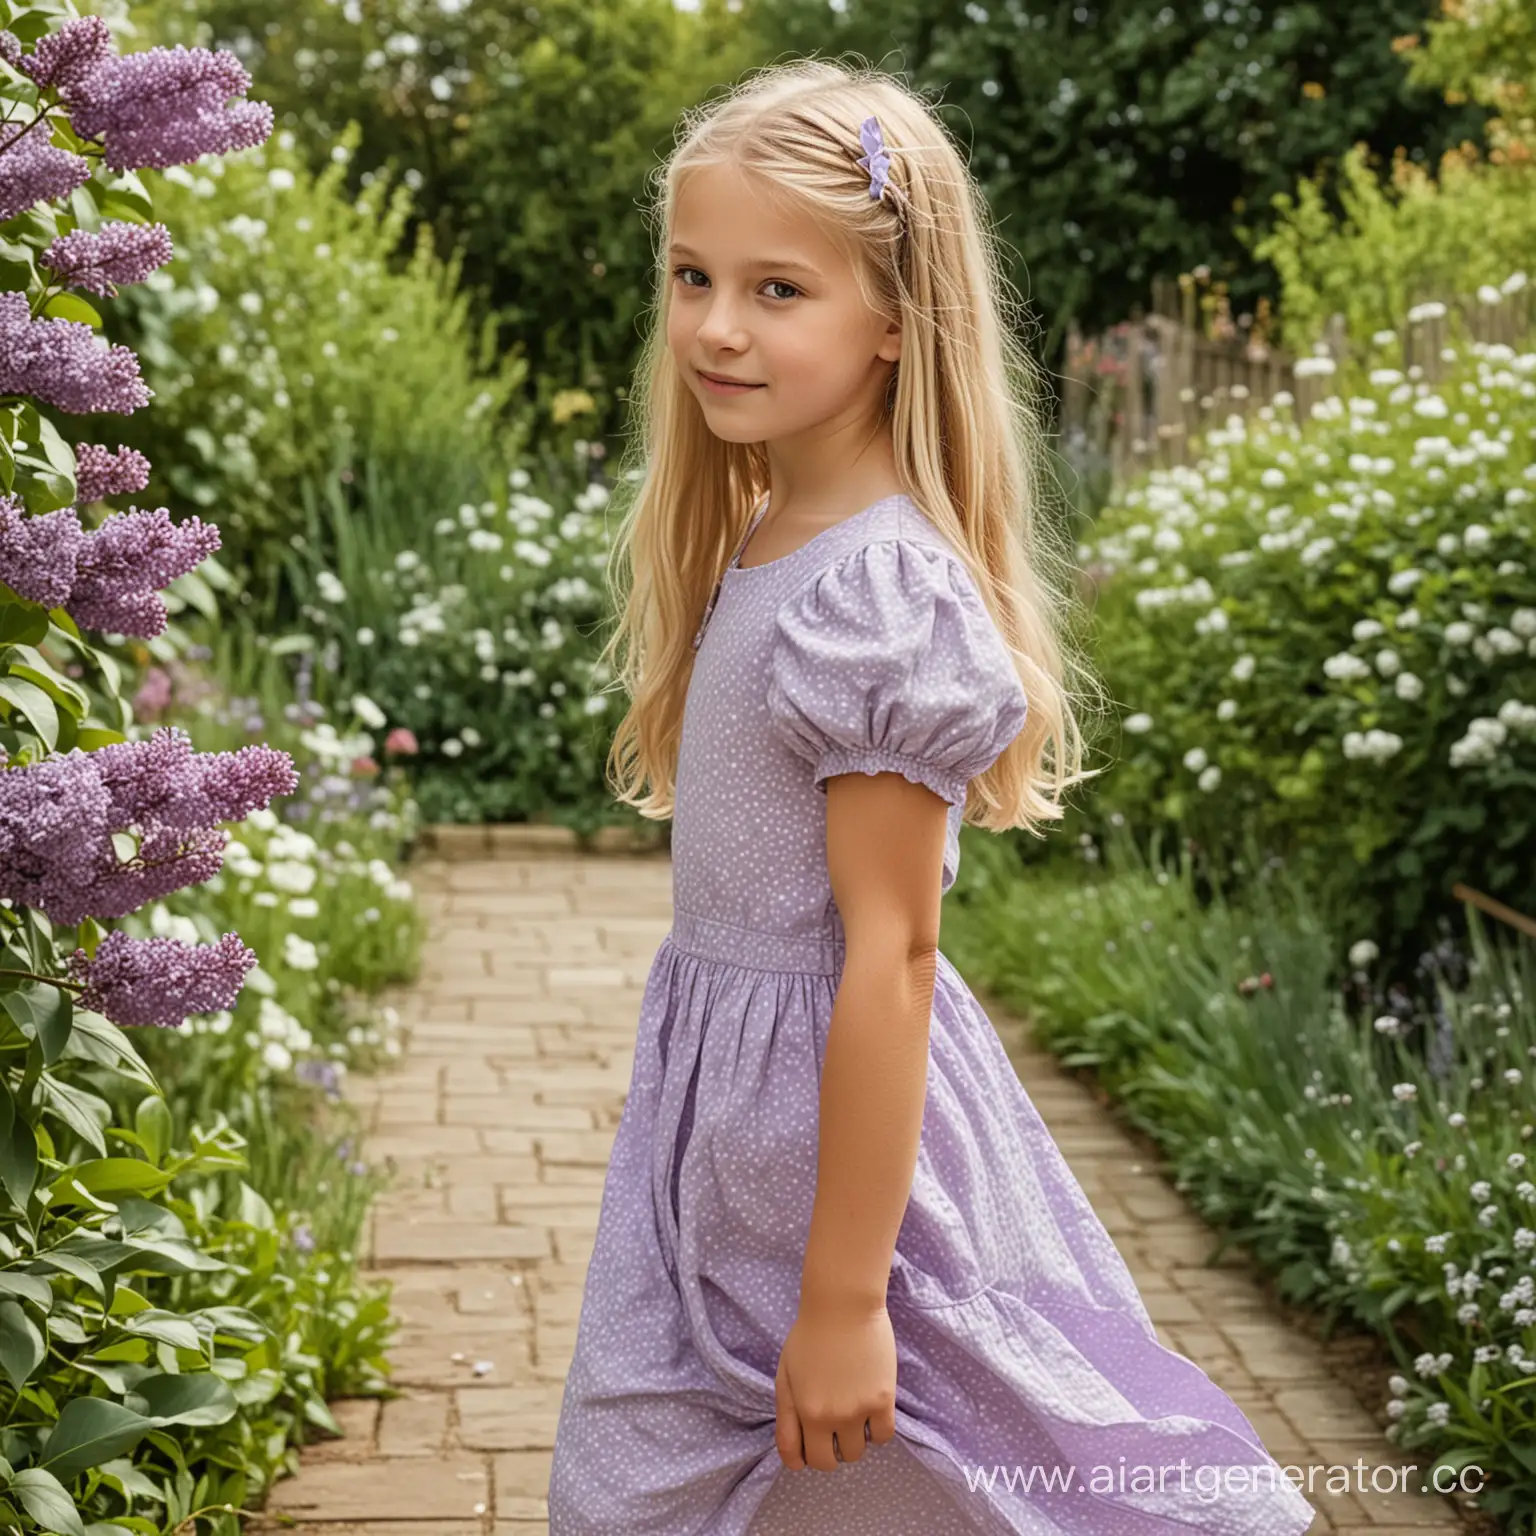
xmin=548 ymin=492 xmax=1316 ymax=1536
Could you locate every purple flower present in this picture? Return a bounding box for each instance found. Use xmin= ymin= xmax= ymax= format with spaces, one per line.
xmin=17 ymin=14 xmax=114 ymax=95
xmin=0 ymin=289 xmax=152 ymax=414
xmin=296 ymin=1058 xmax=342 ymax=1098
xmin=0 ymin=495 xmax=86 ymax=608
xmin=0 ymin=725 xmax=299 ymax=924
xmin=0 ymin=493 xmax=219 ymax=637
xmin=41 ymin=221 xmax=174 ymax=298
xmin=68 ymin=505 xmax=221 ymax=637
xmin=65 ymin=44 xmax=273 ymax=173
xmin=290 ymin=1222 xmax=316 ymax=1255
xmin=75 ymin=442 xmax=151 ymax=504
xmin=66 ymin=926 xmax=256 ymax=1029
xmin=0 ymin=32 xmax=22 ymax=69
xmin=0 ymin=118 xmax=93 ymax=223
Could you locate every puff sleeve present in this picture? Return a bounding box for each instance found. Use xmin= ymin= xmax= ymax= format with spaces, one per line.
xmin=765 ymin=538 xmax=1030 ymax=809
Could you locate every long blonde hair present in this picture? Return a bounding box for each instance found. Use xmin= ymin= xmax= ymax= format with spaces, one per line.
xmin=597 ymin=57 xmax=1103 ymax=837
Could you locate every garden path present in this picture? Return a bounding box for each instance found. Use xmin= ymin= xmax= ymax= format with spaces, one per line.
xmin=258 ymin=831 xmax=1467 ymax=1536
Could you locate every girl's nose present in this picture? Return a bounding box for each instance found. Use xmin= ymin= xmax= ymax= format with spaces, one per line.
xmin=696 ymin=299 xmax=751 ymax=350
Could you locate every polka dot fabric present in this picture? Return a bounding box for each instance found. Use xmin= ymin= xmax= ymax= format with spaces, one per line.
xmin=548 ymin=494 xmax=1317 ymax=1535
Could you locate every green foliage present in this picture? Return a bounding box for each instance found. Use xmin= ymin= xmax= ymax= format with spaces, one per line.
xmin=1252 ymin=137 xmax=1536 ymax=349
xmin=944 ymin=837 xmax=1536 ymax=1532
xmin=104 ymin=117 xmax=532 ymax=611
xmin=1078 ymin=317 xmax=1536 ymax=974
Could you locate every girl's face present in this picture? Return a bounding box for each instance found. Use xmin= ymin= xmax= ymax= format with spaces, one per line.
xmin=666 ymin=160 xmax=901 ymax=447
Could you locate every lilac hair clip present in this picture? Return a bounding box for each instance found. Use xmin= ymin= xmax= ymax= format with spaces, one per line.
xmin=856 ymin=114 xmax=891 ymax=201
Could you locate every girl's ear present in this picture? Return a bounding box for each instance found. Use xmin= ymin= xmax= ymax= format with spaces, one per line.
xmin=879 ymin=319 xmax=901 ymax=365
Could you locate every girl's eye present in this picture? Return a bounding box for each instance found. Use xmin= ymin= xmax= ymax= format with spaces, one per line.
xmin=671 ymin=266 xmax=800 ymax=302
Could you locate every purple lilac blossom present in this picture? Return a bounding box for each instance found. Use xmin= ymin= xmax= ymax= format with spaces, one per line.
xmin=0 ymin=32 xmax=21 ymax=69
xmin=132 ymin=665 xmax=173 ymax=718
xmin=0 ymin=494 xmax=86 ymax=607
xmin=75 ymin=442 xmax=151 ymax=504
xmin=41 ymin=221 xmax=174 ymax=298
xmin=64 ymin=43 xmax=273 ymax=173
xmin=0 ymin=493 xmax=219 ymax=636
xmin=0 ymin=725 xmax=299 ymax=924
xmin=66 ymin=926 xmax=257 ymax=1028
xmin=0 ymin=289 xmax=152 ymax=414
xmin=17 ymin=14 xmax=113 ymax=95
xmin=0 ymin=118 xmax=93 ymax=223
xmin=68 ymin=505 xmax=221 ymax=637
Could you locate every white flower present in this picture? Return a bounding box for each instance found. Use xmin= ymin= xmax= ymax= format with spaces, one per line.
xmin=1512 ymin=608 xmax=1536 ymax=638
xmin=287 ymin=897 xmax=320 ymax=919
xmin=1395 ymin=672 xmax=1425 ymax=702
xmin=1352 ymin=619 xmax=1386 ymax=642
xmin=1343 ymin=729 xmax=1405 ymax=762
xmin=1464 ymin=523 xmax=1492 ymax=551
xmin=265 ymin=860 xmax=317 ymax=895
xmin=1198 ymin=765 xmax=1222 ymax=792
xmin=1497 ymin=699 xmax=1536 ymax=731
xmin=283 ymin=932 xmax=320 ymax=971
xmin=1449 ymin=717 xmax=1509 ymax=767
xmin=351 ymin=694 xmax=387 ymax=730
xmin=1444 ymin=621 xmax=1475 ymax=646
xmin=316 ymin=571 xmax=347 ymax=603
xmin=1375 ymin=648 xmax=1401 ymax=678
xmin=1294 ymin=355 xmax=1336 ymax=377
xmin=1488 ymin=627 xmax=1523 ymax=656
xmin=1182 ymin=747 xmax=1209 ymax=773
xmin=1324 ymin=652 xmax=1372 ymax=681
xmin=1387 ymin=568 xmax=1424 ymax=595
xmin=1260 ymin=468 xmax=1287 ymax=489
xmin=1123 ymin=712 xmax=1154 ymax=735
xmin=1216 ymin=698 xmax=1237 ymax=721
xmin=1350 ymin=940 xmax=1380 ymax=967
xmin=261 ymin=1040 xmax=293 ymax=1073
xmin=1413 ymin=394 xmax=1449 ymax=418
xmin=1230 ymin=654 xmax=1256 ymax=682
xmin=1396 ymin=607 xmax=1421 ymax=629
xmin=1393 ymin=1082 xmax=1417 ymax=1101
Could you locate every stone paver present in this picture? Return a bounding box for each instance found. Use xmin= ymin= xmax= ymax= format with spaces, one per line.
xmin=261 ymin=835 xmax=1466 ymax=1534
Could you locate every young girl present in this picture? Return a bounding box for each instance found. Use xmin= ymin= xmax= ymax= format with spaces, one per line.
xmin=548 ymin=58 xmax=1317 ymax=1536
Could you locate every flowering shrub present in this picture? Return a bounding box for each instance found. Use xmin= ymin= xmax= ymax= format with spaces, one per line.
xmin=1082 ymin=302 xmax=1536 ymax=966
xmin=286 ymin=458 xmax=635 ymax=830
xmin=944 ymin=836 xmax=1536 ymax=1529
xmin=0 ymin=8 xmax=412 ymax=1531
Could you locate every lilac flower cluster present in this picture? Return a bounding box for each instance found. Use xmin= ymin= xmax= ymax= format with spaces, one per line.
xmin=0 ymin=724 xmax=299 ymax=925
xmin=66 ymin=926 xmax=256 ymax=1029
xmin=0 ymin=289 xmax=151 ymax=414
xmin=75 ymin=441 xmax=151 ymax=504
xmin=42 ymin=221 xmax=174 ymax=298
xmin=0 ymin=491 xmax=219 ymax=636
xmin=7 ymin=17 xmax=272 ymax=174
xmin=0 ymin=117 xmax=92 ymax=223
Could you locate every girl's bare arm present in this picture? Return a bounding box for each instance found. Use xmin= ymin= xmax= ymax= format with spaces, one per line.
xmin=797 ymin=770 xmax=949 ymax=1317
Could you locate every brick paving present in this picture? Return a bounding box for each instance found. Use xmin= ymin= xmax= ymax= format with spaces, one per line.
xmin=260 ymin=832 xmax=1465 ymax=1534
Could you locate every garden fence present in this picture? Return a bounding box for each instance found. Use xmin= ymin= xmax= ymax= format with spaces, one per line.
xmin=1059 ymin=273 xmax=1535 ymax=484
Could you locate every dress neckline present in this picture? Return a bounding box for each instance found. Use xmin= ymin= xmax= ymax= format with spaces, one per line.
xmin=728 ymin=491 xmax=909 ymax=575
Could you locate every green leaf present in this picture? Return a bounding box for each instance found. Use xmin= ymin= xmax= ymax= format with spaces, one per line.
xmin=0 ymin=605 xmax=49 ymax=647
xmin=164 ymin=569 xmax=217 ymax=622
xmin=120 ymin=1310 xmax=200 ymax=1354
xmin=40 ymin=1398 xmax=154 ymax=1482
xmin=38 ymin=1074 xmax=109 ymax=1157
xmin=133 ymin=1097 xmax=171 ymax=1167
xmin=0 ymin=1298 xmax=44 ymax=1390
xmin=62 ymin=1011 xmax=157 ymax=1092
xmin=0 ymin=1271 xmax=51 ymax=1309
xmin=39 ymin=292 xmax=101 ymax=329
xmin=71 ymin=726 xmax=126 ymax=751
xmin=10 ymin=1467 xmax=84 ymax=1536
xmin=0 ymin=1080 xmax=37 ymax=1209
xmin=3 ymin=981 xmax=74 ymax=1067
xmin=129 ymin=1372 xmax=238 ymax=1428
xmin=0 ymin=675 xmax=58 ymax=749
xmin=59 ymin=1158 xmax=170 ymax=1201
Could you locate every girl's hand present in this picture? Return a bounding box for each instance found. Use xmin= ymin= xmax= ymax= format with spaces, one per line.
xmin=773 ymin=1297 xmax=899 ymax=1472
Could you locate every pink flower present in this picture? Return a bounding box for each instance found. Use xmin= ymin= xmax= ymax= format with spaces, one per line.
xmin=383 ymin=727 xmax=418 ymax=756
xmin=350 ymin=755 xmax=378 ymax=777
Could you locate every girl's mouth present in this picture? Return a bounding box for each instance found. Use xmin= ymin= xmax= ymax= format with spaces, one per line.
xmin=698 ymin=369 xmax=764 ymax=395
